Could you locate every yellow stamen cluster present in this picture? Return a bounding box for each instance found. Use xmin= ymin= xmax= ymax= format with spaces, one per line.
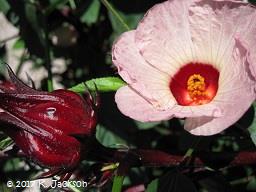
xmin=187 ymin=74 xmax=206 ymax=100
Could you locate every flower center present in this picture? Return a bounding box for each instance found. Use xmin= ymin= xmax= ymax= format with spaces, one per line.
xmin=169 ymin=63 xmax=219 ymax=106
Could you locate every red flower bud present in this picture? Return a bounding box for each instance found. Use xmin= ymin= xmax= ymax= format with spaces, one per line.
xmin=0 ymin=64 xmax=97 ymax=173
xmin=0 ymin=80 xmax=16 ymax=91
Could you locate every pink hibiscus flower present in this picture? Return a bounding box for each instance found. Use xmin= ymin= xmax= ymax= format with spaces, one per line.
xmin=112 ymin=0 xmax=256 ymax=135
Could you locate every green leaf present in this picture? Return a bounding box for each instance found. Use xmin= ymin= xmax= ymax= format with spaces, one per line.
xmin=80 ymin=0 xmax=101 ymax=26
xmin=112 ymin=175 xmax=124 ymax=192
xmin=46 ymin=0 xmax=69 ymax=15
xmin=249 ymin=130 xmax=256 ymax=146
xmin=0 ymin=183 xmax=13 ymax=192
xmin=3 ymin=158 xmax=22 ymax=172
xmin=12 ymin=38 xmax=25 ymax=49
xmin=146 ymin=170 xmax=197 ymax=192
xmin=96 ymin=124 xmax=127 ymax=147
xmin=69 ymin=77 xmax=126 ymax=93
xmin=24 ymin=3 xmax=46 ymax=47
xmin=248 ymin=103 xmax=256 ymax=146
xmin=146 ymin=179 xmax=158 ymax=192
xmin=25 ymin=4 xmax=40 ymax=34
xmin=0 ymin=137 xmax=13 ymax=150
xmin=135 ymin=121 xmax=161 ymax=130
xmin=0 ymin=0 xmax=10 ymax=14
xmin=68 ymin=181 xmax=83 ymax=192
xmin=247 ymin=177 xmax=256 ymax=191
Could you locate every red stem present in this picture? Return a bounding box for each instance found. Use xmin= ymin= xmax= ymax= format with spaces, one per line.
xmin=86 ymin=139 xmax=256 ymax=169
xmin=229 ymin=151 xmax=256 ymax=167
xmin=2 ymin=139 xmax=256 ymax=169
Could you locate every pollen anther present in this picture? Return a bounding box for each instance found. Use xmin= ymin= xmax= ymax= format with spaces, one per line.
xmin=187 ymin=74 xmax=207 ymax=101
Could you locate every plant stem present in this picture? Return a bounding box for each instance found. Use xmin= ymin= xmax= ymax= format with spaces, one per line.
xmin=112 ymin=176 xmax=124 ymax=192
xmin=15 ymin=49 xmax=28 ymax=76
xmin=41 ymin=11 xmax=53 ymax=92
xmin=101 ymin=0 xmax=130 ymax=31
xmin=86 ymin=139 xmax=256 ymax=169
xmin=86 ymin=138 xmax=200 ymax=167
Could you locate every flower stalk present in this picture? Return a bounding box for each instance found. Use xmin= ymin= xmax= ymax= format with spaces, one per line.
xmin=85 ymin=138 xmax=256 ymax=170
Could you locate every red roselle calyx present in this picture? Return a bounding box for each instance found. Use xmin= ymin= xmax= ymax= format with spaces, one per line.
xmin=0 ymin=64 xmax=97 ymax=174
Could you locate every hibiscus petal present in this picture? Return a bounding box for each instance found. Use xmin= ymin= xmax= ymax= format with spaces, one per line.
xmin=135 ymin=0 xmax=195 ymax=76
xmin=188 ymin=0 xmax=256 ymax=73
xmin=235 ymin=5 xmax=256 ymax=79
xmin=185 ymin=88 xmax=253 ymax=135
xmin=172 ymin=103 xmax=223 ymax=118
xmin=115 ymin=86 xmax=173 ymax=122
xmin=112 ymin=30 xmax=176 ymax=109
